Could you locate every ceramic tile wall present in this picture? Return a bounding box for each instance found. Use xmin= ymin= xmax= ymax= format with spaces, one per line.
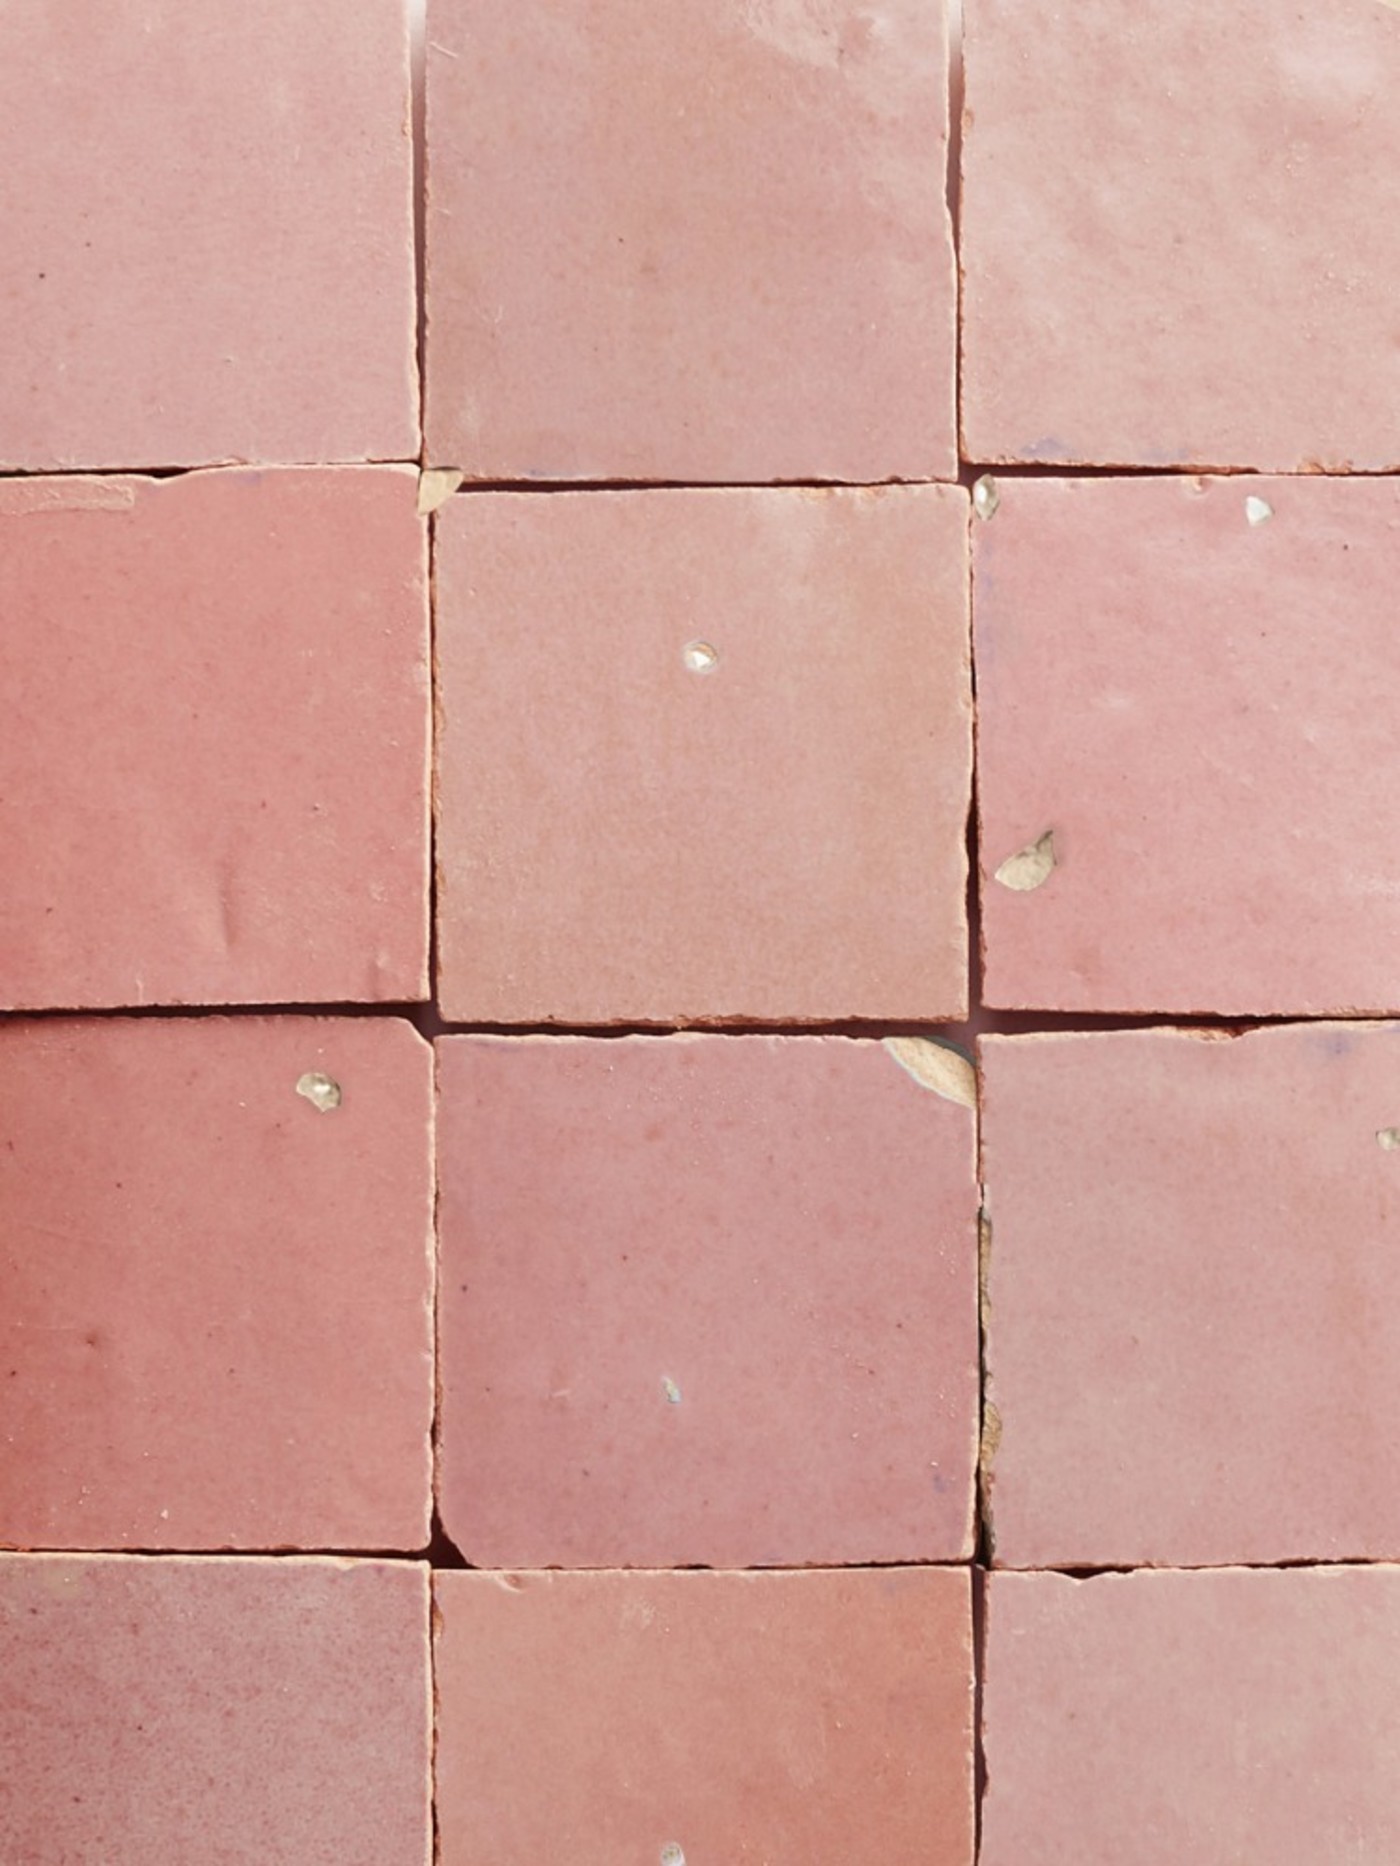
xmin=4 ymin=1 xmax=1395 ymax=1859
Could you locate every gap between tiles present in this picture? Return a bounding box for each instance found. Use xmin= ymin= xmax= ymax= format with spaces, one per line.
xmin=0 ymin=457 xmax=424 ymax=481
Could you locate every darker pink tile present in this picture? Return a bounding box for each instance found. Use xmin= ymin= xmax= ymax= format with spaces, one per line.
xmin=1 ymin=1016 xmax=433 ymax=1551
xmin=424 ymin=0 xmax=956 ymax=482
xmin=981 ymin=1024 xmax=1400 ymax=1569
xmin=961 ymin=0 xmax=1400 ymax=470
xmin=435 ymin=486 xmax=971 ymax=1024
xmin=437 ymin=1034 xmax=978 ymax=1567
xmin=435 ymin=1567 xmax=974 ymax=1866
xmin=983 ymin=1568 xmax=1400 ymax=1866
xmin=0 ymin=2 xmax=416 ymax=470
xmin=1 ymin=467 xmax=428 ymax=1011
xmin=0 ymin=1554 xmax=430 ymax=1866
xmin=975 ymin=475 xmax=1400 ymax=1016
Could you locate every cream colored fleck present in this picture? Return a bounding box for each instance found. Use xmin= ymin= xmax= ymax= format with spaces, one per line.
xmin=883 ymin=1037 xmax=976 ymax=1109
xmin=994 ymin=831 xmax=1057 ymax=893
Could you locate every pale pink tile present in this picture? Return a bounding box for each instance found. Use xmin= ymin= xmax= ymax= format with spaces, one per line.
xmin=984 ymin=1568 xmax=1400 ymax=1866
xmin=982 ymin=1023 xmax=1400 ymax=1568
xmin=962 ymin=0 xmax=1400 ymax=470
xmin=424 ymin=0 xmax=956 ymax=482
xmin=435 ymin=485 xmax=970 ymax=1023
xmin=0 ymin=1553 xmax=430 ymax=1866
xmin=1 ymin=467 xmax=429 ymax=1011
xmin=975 ymin=475 xmax=1400 ymax=1016
xmin=1 ymin=1016 xmax=434 ymax=1551
xmin=435 ymin=1567 xmax=974 ymax=1866
xmin=437 ymin=1033 xmax=979 ymax=1567
xmin=0 ymin=1 xmax=416 ymax=471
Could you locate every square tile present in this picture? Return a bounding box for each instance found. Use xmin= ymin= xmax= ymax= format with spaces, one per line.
xmin=981 ymin=1023 xmax=1400 ymax=1568
xmin=435 ymin=485 xmax=970 ymax=1023
xmin=0 ymin=0 xmax=417 ymax=470
xmin=961 ymin=0 xmax=1400 ymax=470
xmin=1 ymin=467 xmax=429 ymax=1011
xmin=983 ymin=1568 xmax=1400 ymax=1866
xmin=437 ymin=1034 xmax=979 ymax=1567
xmin=424 ymin=0 xmax=956 ymax=482
xmin=0 ymin=1553 xmax=430 ymax=1866
xmin=1 ymin=1015 xmax=434 ymax=1551
xmin=974 ymin=475 xmax=1400 ymax=1016
xmin=435 ymin=1567 xmax=974 ymax=1866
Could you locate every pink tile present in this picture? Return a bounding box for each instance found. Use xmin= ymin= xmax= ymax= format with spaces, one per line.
xmin=435 ymin=486 xmax=971 ymax=1024
xmin=0 ymin=1553 xmax=430 ymax=1866
xmin=437 ymin=1034 xmax=978 ymax=1567
xmin=974 ymin=474 xmax=1400 ymax=1016
xmin=1 ymin=1016 xmax=433 ymax=1551
xmin=961 ymin=0 xmax=1400 ymax=470
xmin=1 ymin=467 xmax=429 ymax=1011
xmin=435 ymin=1567 xmax=974 ymax=1866
xmin=424 ymin=0 xmax=956 ymax=482
xmin=0 ymin=1 xmax=416 ymax=470
xmin=983 ymin=1568 xmax=1400 ymax=1866
xmin=981 ymin=1023 xmax=1400 ymax=1568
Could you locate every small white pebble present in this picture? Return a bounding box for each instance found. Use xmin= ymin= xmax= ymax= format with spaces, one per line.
xmin=972 ymin=475 xmax=1001 ymax=521
xmin=296 ymin=1072 xmax=342 ymax=1113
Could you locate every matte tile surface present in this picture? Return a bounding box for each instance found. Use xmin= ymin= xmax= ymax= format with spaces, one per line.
xmin=981 ymin=1024 xmax=1400 ymax=1568
xmin=1 ymin=467 xmax=429 ymax=1011
xmin=1 ymin=1016 xmax=434 ymax=1551
xmin=424 ymin=0 xmax=956 ymax=481
xmin=975 ymin=475 xmax=1400 ymax=1016
xmin=0 ymin=1553 xmax=431 ymax=1866
xmin=437 ymin=1034 xmax=979 ymax=1567
xmin=961 ymin=0 xmax=1400 ymax=470
xmin=983 ymin=1568 xmax=1400 ymax=1866
xmin=435 ymin=1567 xmax=974 ymax=1866
xmin=435 ymin=485 xmax=971 ymax=1023
xmin=0 ymin=0 xmax=417 ymax=470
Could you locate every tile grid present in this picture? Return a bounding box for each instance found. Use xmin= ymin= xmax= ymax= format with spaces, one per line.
xmin=5 ymin=0 xmax=1398 ymax=1860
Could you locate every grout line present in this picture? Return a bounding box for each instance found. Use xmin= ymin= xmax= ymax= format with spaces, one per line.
xmin=10 ymin=1546 xmax=1400 ymax=1575
xmin=957 ymin=458 xmax=1400 ymax=480
xmin=971 ymin=1563 xmax=987 ymax=1860
xmin=440 ymin=474 xmax=963 ymax=492
xmin=429 ymin=1572 xmax=442 ymax=1866
xmin=409 ymin=0 xmax=428 ymax=462
xmin=5 ymin=1001 xmax=1394 ymax=1039
xmin=0 ymin=458 xmax=423 ymax=481
xmin=1 ymin=458 xmax=1389 ymax=490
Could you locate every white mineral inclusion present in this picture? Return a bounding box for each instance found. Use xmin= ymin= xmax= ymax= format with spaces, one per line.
xmin=1244 ymin=495 xmax=1274 ymax=527
xmin=972 ymin=474 xmax=1001 ymax=521
xmin=682 ymin=640 xmax=719 ymax=673
xmin=295 ymin=1071 xmax=343 ymax=1113
xmin=993 ymin=830 xmax=1057 ymax=893
xmin=660 ymin=1847 xmax=686 ymax=1866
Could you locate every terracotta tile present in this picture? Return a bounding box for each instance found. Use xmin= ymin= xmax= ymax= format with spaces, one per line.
xmin=981 ymin=1023 xmax=1400 ymax=1569
xmin=0 ymin=467 xmax=429 ymax=1011
xmin=424 ymin=0 xmax=956 ymax=482
xmin=435 ymin=486 xmax=970 ymax=1023
xmin=983 ymin=1567 xmax=1400 ymax=1866
xmin=961 ymin=0 xmax=1400 ymax=471
xmin=0 ymin=1015 xmax=433 ymax=1551
xmin=435 ymin=1567 xmax=973 ymax=1866
xmin=437 ymin=1034 xmax=978 ymax=1567
xmin=0 ymin=1553 xmax=430 ymax=1865
xmin=0 ymin=1 xmax=416 ymax=471
xmin=974 ymin=475 xmax=1400 ymax=1016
